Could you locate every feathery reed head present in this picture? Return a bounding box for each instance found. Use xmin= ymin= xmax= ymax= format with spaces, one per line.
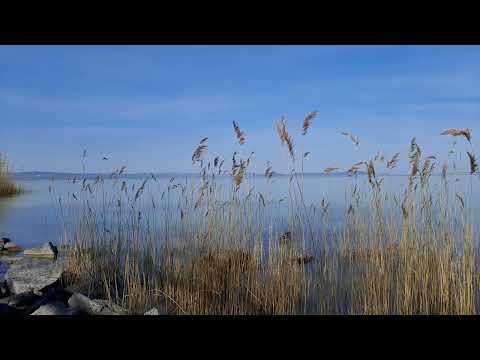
xmin=386 ymin=153 xmax=400 ymax=170
xmin=265 ymin=161 xmax=274 ymax=180
xmin=409 ymin=138 xmax=421 ymax=178
xmin=233 ymin=159 xmax=247 ymax=191
xmin=233 ymin=121 xmax=246 ymax=145
xmin=324 ymin=167 xmax=339 ymax=175
xmin=467 ymin=151 xmax=478 ymax=174
xmin=276 ymin=117 xmax=295 ymax=161
xmin=441 ymin=128 xmax=472 ymax=143
xmin=302 ymin=111 xmax=317 ymax=136
xmin=421 ymin=156 xmax=436 ymax=187
xmin=366 ymin=160 xmax=376 ymax=185
xmin=192 ymin=138 xmax=208 ymax=165
xmin=341 ymin=132 xmax=360 ymax=147
xmin=347 ymin=165 xmax=359 ymax=177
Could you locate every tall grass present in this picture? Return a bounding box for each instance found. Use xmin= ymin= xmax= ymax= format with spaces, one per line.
xmin=0 ymin=153 xmax=23 ymax=197
xmin=57 ymin=120 xmax=480 ymax=315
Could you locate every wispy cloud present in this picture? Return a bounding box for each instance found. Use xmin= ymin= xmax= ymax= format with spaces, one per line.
xmin=0 ymin=90 xmax=240 ymax=120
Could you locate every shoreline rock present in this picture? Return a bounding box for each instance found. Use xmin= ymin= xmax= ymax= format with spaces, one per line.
xmin=4 ymin=256 xmax=65 ymax=295
xmin=31 ymin=301 xmax=78 ymax=315
xmin=23 ymin=242 xmax=58 ymax=259
xmin=144 ymin=308 xmax=159 ymax=315
xmin=1 ymin=247 xmax=130 ymax=316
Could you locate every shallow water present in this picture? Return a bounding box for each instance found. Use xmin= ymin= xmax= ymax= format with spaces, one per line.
xmin=1 ymin=174 xmax=479 ymax=249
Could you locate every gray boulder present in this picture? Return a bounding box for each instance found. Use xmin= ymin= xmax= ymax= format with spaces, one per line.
xmin=23 ymin=242 xmax=58 ymax=258
xmin=31 ymin=301 xmax=77 ymax=315
xmin=4 ymin=256 xmax=65 ymax=295
xmin=68 ymin=292 xmax=103 ymax=314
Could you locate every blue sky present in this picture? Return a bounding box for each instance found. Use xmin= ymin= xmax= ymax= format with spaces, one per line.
xmin=0 ymin=45 xmax=479 ymax=174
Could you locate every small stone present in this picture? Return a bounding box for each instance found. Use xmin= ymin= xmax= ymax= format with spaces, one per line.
xmin=31 ymin=301 xmax=74 ymax=315
xmin=144 ymin=308 xmax=159 ymax=315
xmin=23 ymin=242 xmax=58 ymax=258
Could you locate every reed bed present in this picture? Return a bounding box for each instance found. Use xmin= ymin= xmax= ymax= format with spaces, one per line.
xmin=56 ymin=120 xmax=480 ymax=315
xmin=0 ymin=153 xmax=23 ymax=197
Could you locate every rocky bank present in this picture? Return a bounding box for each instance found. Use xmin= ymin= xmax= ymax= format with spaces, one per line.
xmin=0 ymin=237 xmax=160 ymax=316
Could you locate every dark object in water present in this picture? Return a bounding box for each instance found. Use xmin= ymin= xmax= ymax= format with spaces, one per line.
xmin=1 ymin=237 xmax=11 ymax=244
xmin=291 ymin=255 xmax=315 ymax=265
xmin=197 ymin=249 xmax=253 ymax=273
xmin=279 ymin=231 xmax=292 ymax=245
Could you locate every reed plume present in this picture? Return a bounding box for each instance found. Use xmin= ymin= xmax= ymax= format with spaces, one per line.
xmin=233 ymin=159 xmax=246 ymax=191
xmin=265 ymin=161 xmax=274 ymax=180
xmin=233 ymin=121 xmax=246 ymax=145
xmin=347 ymin=165 xmax=359 ymax=177
xmin=302 ymin=111 xmax=317 ymax=136
xmin=366 ymin=160 xmax=376 ymax=185
xmin=324 ymin=167 xmax=339 ymax=175
xmin=421 ymin=156 xmax=436 ymax=187
xmin=386 ymin=153 xmax=400 ymax=169
xmin=409 ymin=138 xmax=421 ymax=178
xmin=192 ymin=138 xmax=208 ymax=165
xmin=467 ymin=151 xmax=478 ymax=174
xmin=441 ymin=128 xmax=472 ymax=143
xmin=341 ymin=132 xmax=360 ymax=147
xmin=276 ymin=117 xmax=295 ymax=161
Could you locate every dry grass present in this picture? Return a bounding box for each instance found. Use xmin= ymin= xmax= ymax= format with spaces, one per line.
xmin=57 ymin=113 xmax=480 ymax=315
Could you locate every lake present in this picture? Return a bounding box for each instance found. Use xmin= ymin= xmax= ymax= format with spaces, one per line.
xmin=1 ymin=174 xmax=479 ymax=249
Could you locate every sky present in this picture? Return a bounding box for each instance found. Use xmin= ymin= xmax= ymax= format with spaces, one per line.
xmin=0 ymin=45 xmax=479 ymax=174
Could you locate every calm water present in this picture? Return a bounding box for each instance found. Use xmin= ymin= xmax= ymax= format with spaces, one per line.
xmin=1 ymin=175 xmax=479 ymax=248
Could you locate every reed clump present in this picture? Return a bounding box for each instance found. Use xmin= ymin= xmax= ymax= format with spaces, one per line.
xmin=58 ymin=115 xmax=480 ymax=315
xmin=0 ymin=154 xmax=24 ymax=197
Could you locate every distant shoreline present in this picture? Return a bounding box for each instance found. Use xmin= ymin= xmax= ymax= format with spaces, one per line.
xmin=10 ymin=171 xmax=475 ymax=181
